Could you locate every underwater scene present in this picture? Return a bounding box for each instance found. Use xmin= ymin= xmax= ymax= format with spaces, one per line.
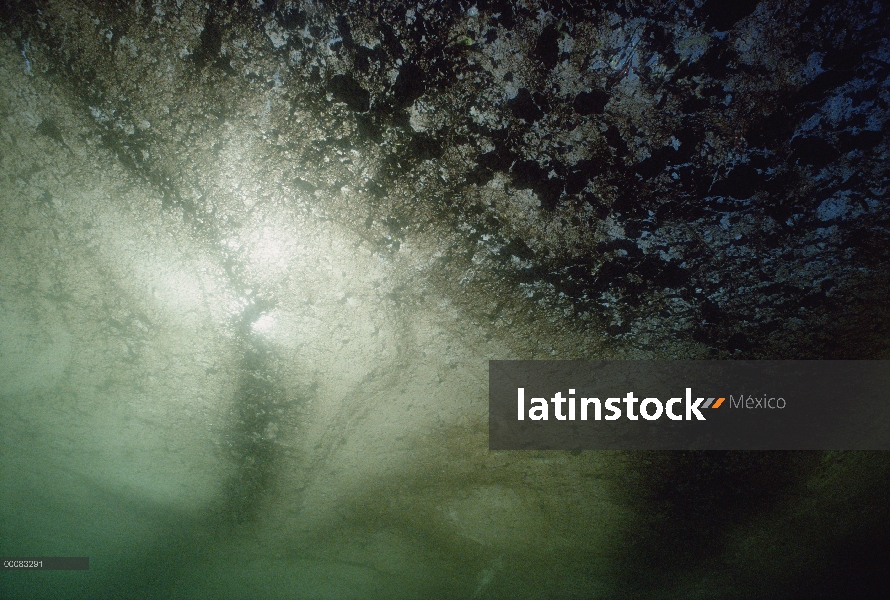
xmin=1 ymin=1 xmax=889 ymax=598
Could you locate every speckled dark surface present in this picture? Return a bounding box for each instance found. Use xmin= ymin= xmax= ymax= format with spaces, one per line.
xmin=8 ymin=0 xmax=888 ymax=357
xmin=1 ymin=1 xmax=888 ymax=598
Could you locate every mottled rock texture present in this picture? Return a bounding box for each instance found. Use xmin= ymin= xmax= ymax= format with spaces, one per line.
xmin=6 ymin=0 xmax=889 ymax=357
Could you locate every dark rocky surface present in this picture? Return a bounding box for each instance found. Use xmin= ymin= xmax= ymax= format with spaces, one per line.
xmin=5 ymin=0 xmax=889 ymax=358
xmin=1 ymin=1 xmax=888 ymax=598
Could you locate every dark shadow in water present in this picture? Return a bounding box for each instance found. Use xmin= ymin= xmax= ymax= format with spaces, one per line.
xmin=95 ymin=307 xmax=310 ymax=597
